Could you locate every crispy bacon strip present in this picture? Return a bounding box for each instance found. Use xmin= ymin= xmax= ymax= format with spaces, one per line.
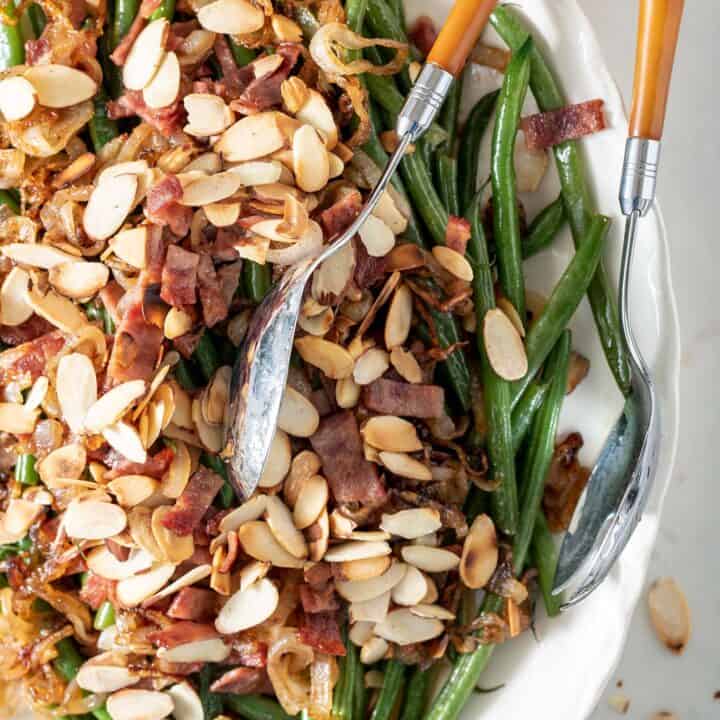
xmin=160 ymin=467 xmax=224 ymax=536
xmin=108 ymin=90 xmax=185 ymax=138
xmin=197 ymin=254 xmax=229 ymax=327
xmin=445 ymin=216 xmax=471 ymax=256
xmin=148 ymin=621 xmax=219 ymax=649
xmin=299 ymin=583 xmax=339 ymax=614
xmin=167 ymin=587 xmax=217 ymax=621
xmin=0 ymin=316 xmax=54 ymax=346
xmin=147 ymin=175 xmax=193 ymax=238
xmin=299 ymin=611 xmax=346 ymax=656
xmin=320 ymin=189 xmax=362 ymax=238
xmin=161 ymin=245 xmax=200 ymax=308
xmin=211 ymin=667 xmax=274 ymax=695
xmin=0 ymin=330 xmax=66 ymax=387
xmin=362 ymin=379 xmax=445 ymax=418
xmin=409 ymin=15 xmax=437 ymax=57
xmin=521 ymin=99 xmax=607 ymax=151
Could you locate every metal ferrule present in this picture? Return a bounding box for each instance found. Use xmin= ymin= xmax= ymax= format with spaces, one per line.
xmin=619 ymin=137 xmax=661 ymax=217
xmin=396 ymin=63 xmax=454 ymax=142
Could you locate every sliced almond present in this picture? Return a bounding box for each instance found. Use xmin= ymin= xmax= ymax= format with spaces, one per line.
xmin=272 ymin=14 xmax=303 ymax=43
xmin=110 ymin=227 xmax=149 ymax=269
xmin=378 ymin=451 xmax=432 ymax=481
xmin=483 ymin=308 xmax=528 ymax=381
xmin=0 ymin=76 xmax=36 ymax=120
xmin=336 ymin=377 xmax=361 ymax=409
xmin=648 ymin=577 xmax=691 ymax=654
xmin=298 ymin=307 xmax=334 ymax=336
xmin=361 ymin=416 xmax=422 ymax=453
xmin=312 ymin=240 xmax=355 ymax=302
xmin=197 ymin=0 xmax=265 ymax=34
xmin=182 ymin=170 xmax=244 ymax=207
xmin=410 ymin=603 xmax=455 ymax=621
xmin=167 ymin=683 xmax=203 ymax=720
xmin=292 ymin=474 xmax=327 ymax=530
xmin=219 ymin=495 xmax=268 ymax=534
xmin=237 ymin=521 xmax=304 ymax=568
xmin=0 ymin=403 xmax=38 ymax=434
xmin=24 ymin=376 xmax=48 ymax=411
xmin=217 ymin=112 xmax=286 ymax=163
xmin=384 ymin=284 xmax=413 ymax=349
xmin=25 ymin=286 xmax=86 ymax=334
xmin=358 ymin=215 xmax=395 ymax=257
xmin=163 ymin=307 xmax=193 ymax=340
xmin=360 ymin=637 xmax=388 ymax=665
xmin=259 ymin=429 xmax=291 ymax=488
xmin=432 ymin=245 xmax=473 ymax=282
xmin=25 ymin=64 xmax=97 ymax=108
xmin=143 ymin=564 xmax=211 ymax=606
xmin=265 ymin=495 xmax=308 ymax=559
xmin=122 ymin=19 xmax=169 ymax=91
xmin=277 ymin=386 xmax=319 ymax=438
xmin=160 ymin=637 xmax=229 ymax=663
xmin=496 ymin=297 xmax=525 ymax=338
xmin=335 ymin=555 xmax=391 ymax=583
xmin=389 ymin=347 xmax=422 ymax=384
xmin=37 ymin=443 xmax=86 ymax=483
xmin=143 ymin=51 xmax=180 ymax=109
xmin=215 ymin=577 xmax=279 ymax=634
xmin=87 ymin=547 xmax=154 ymax=581
xmin=296 ymin=89 xmax=338 ymax=149
xmin=77 ymin=665 xmax=138 ymax=694
xmin=204 ymin=202 xmax=241 ymax=227
xmin=284 ymin=451 xmax=321 ymax=507
xmin=106 ymin=688 xmax=174 ymax=720
xmin=152 ymin=506 xmax=194 ymax=563
xmin=401 ymin=545 xmax=460 ymax=573
xmin=184 ymin=93 xmax=234 ymax=137
xmin=184 ymin=152 xmax=222 ymax=174
xmin=391 ymin=565 xmax=429 ymax=606
xmin=459 ymin=514 xmax=498 ymax=589
xmin=227 ymin=160 xmax=284 ymax=186
xmin=0 ymin=266 xmax=32 ymax=326
xmin=85 ymin=380 xmax=146 ymax=433
xmin=56 ymin=353 xmax=97 ymax=434
xmin=349 ymin=590 xmax=390 ymax=624
xmin=161 ymin=439 xmax=191 ymax=498
xmin=102 ymin=422 xmax=147 ymax=464
xmin=292 ymin=124 xmax=329 ymax=192
xmin=108 ymin=475 xmax=158 ymax=507
xmin=374 ymin=608 xmax=444 ymax=645
xmin=0 ymin=242 xmax=75 ymax=269
xmin=353 ymin=348 xmax=389 ymax=386
xmin=116 ymin=563 xmax=176 ymax=607
xmin=372 ymin=191 xmax=407 ymax=235
xmin=49 ymin=261 xmax=109 ymax=299
xmin=323 ymin=541 xmax=391 ymax=563
xmin=238 ymin=560 xmax=270 ymax=591
xmin=380 ymin=508 xmax=441 ymax=540
xmin=84 ymin=173 xmax=138 ymax=240
xmin=64 ymin=500 xmax=127 ymax=540
xmin=336 ymin=561 xmax=406 ymax=603
xmin=295 ymin=336 xmax=354 ymax=379
xmin=3 ymin=498 xmax=41 ymax=538
xmin=349 ymin=621 xmax=375 ymax=647
xmin=307 ymin=507 xmax=329 ymax=562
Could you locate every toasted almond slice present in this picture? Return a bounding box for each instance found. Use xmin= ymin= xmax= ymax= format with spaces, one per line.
xmin=237 ymin=560 xmax=270 ymax=592
xmin=483 ymin=308 xmax=528 ymax=381
xmin=0 ymin=267 xmax=32 ymax=326
xmin=459 ymin=514 xmax=498 ymax=589
xmin=271 ymin=14 xmax=303 ymax=43
xmin=25 ymin=64 xmax=97 ymax=108
xmin=25 ymin=286 xmax=86 ymax=334
xmin=87 ymin=546 xmax=154 ymax=581
xmin=378 ymin=451 xmax=432 ymax=481
xmin=103 ymin=421 xmax=147 ymax=464
xmin=648 ymin=577 xmax=691 ymax=654
xmin=218 ymin=495 xmax=268 ymax=534
xmin=77 ymin=665 xmax=138 ymax=694
xmin=380 ymin=508 xmax=441 ymax=540
xmin=192 ymin=398 xmax=223 ymax=452
xmin=228 ymin=160 xmax=284 ymax=186
xmin=410 ymin=603 xmax=455 ymax=620
xmin=360 ymin=637 xmax=388 ymax=665
xmin=143 ymin=51 xmax=180 ymax=109
xmin=401 ymin=545 xmax=459 ymax=573
xmin=432 ymin=245 xmax=473 ymax=281
xmin=56 ymin=354 xmax=97 ymax=434
xmin=361 ymin=416 xmax=422 ymax=452
xmin=167 ymin=683 xmax=203 ymax=720
xmin=106 ymin=688 xmax=174 ymax=720
xmin=217 ymin=112 xmax=286 ymax=163
xmin=85 ymin=380 xmax=146 ymax=433
xmin=372 ymin=191 xmax=407 ymax=235
xmin=204 ymin=202 xmax=241 ymax=227
xmin=3 ymin=499 xmax=41 ymax=537
xmin=298 ymin=307 xmax=334 ymax=336
xmin=295 ymin=336 xmax=354 ymax=379
xmin=353 ymin=348 xmax=389 ymax=386
xmin=24 ymin=376 xmax=48 ymax=411
xmin=237 ymin=521 xmax=304 ymax=568
xmin=335 ymin=555 xmax=391 ymax=583
xmin=389 ymin=347 xmax=423 ymax=384
xmin=307 ymin=507 xmax=329 ymax=562
xmin=358 ymin=215 xmax=395 ymax=257
xmin=391 ymin=565 xmax=428 ymax=606
xmin=265 ymin=495 xmax=308 ymax=559
xmin=127 ymin=507 xmax=164 ymax=560
xmin=49 ymin=261 xmax=109 ymax=299
xmin=215 ymin=577 xmax=279 ymax=634
xmin=65 ymin=500 xmax=127 ymax=540
xmin=164 ymin=307 xmax=193 ymax=340
xmin=292 ymin=474 xmax=327 ymax=530
xmin=123 ymin=19 xmax=169 ymax=91
xmin=197 ymin=0 xmax=264 ymax=34
xmin=374 ymin=608 xmax=444 ymax=645
xmin=152 ymin=506 xmax=194 ymax=563
xmin=296 ymin=89 xmax=338 ymax=149
xmin=335 ymin=377 xmax=361 ymax=409
xmin=37 ymin=443 xmax=86 ymax=483
xmin=201 ymin=366 xmax=230 ymax=426
xmin=182 ymin=170 xmax=243 ymax=206
xmin=336 ymin=561 xmax=406 ymax=603
xmin=284 ymin=451 xmax=321 ymax=507
xmin=259 ymin=429 xmax=291 ymax=488
xmin=293 ymin=124 xmax=329 ymax=192
xmin=84 ymin=173 xmax=138 ymax=240
xmin=277 ymin=386 xmax=319 ymax=438
xmin=349 ymin=590 xmax=390 ymax=624
xmin=0 ymin=76 xmax=36 ymax=120
xmin=384 ymin=284 xmax=413 ymax=349
xmin=323 ymin=541 xmax=391 ymax=563
xmin=108 ymin=475 xmax=158 ymax=507
xmin=349 ymin=621 xmax=374 ymax=647
xmin=0 ymin=403 xmax=38 ymax=434
xmin=184 ymin=152 xmax=222 ymax=174
xmin=116 ymin=563 xmax=176 ymax=607
xmin=496 ymin=297 xmax=525 ymax=338
xmin=160 ymin=637 xmax=230 ymax=663
xmin=0 ymin=242 xmax=76 ymax=269
xmin=184 ymin=93 xmax=234 ymax=136
xmin=110 ymin=227 xmax=148 ymax=269
xmin=144 ymin=564 xmax=211 ymax=607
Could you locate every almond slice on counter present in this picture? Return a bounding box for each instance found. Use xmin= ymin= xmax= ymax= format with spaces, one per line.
xmin=0 ymin=267 xmax=32 ymax=326
xmin=25 ymin=64 xmax=97 ymax=108
xmin=64 ymin=500 xmax=127 ymax=540
xmin=217 ymin=112 xmax=286 ymax=162
xmin=106 ymin=688 xmax=174 ymax=720
xmin=123 ymin=19 xmax=169 ymax=91
xmin=459 ymin=514 xmax=498 ymax=589
xmin=215 ymin=577 xmax=279 ymax=634
xmin=0 ymin=76 xmax=36 ymax=120
xmin=648 ymin=577 xmax=691 ymax=654
xmin=237 ymin=521 xmax=304 ymax=568
xmin=374 ymin=608 xmax=444 ymax=646
xmin=432 ymin=245 xmax=474 ymax=282
xmin=483 ymin=308 xmax=528 ymax=381
xmin=380 ymin=508 xmax=441 ymax=540
xmin=84 ymin=380 xmax=146 ymax=433
xmin=84 ymin=172 xmax=138 ymax=240
xmin=277 ymin=386 xmax=320 ymax=438
xmin=361 ymin=416 xmax=422 ymax=453
xmin=143 ymin=51 xmax=180 ymax=109
xmin=401 ymin=545 xmax=460 ymax=573
xmin=49 ymin=261 xmax=110 ymax=299
xmin=197 ymin=0 xmax=265 ymax=34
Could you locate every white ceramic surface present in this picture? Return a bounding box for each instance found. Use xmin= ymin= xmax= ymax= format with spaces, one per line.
xmin=401 ymin=0 xmax=681 ymax=717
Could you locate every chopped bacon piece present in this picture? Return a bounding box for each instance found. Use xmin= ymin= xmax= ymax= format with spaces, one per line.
xmin=229 ymin=638 xmax=268 ymax=668
xmin=310 ymin=411 xmax=386 ymax=505
xmin=148 ymin=621 xmax=219 ymax=649
xmin=521 ymin=100 xmax=607 ymax=151
xmin=212 ymin=227 xmax=242 ymax=262
xmin=99 ymin=282 xmax=125 ymax=327
xmin=102 ymin=445 xmax=175 ymax=480
xmin=362 ymin=379 xmax=445 ymax=419
xmin=211 ymin=667 xmax=273 ymax=695
xmin=106 ymin=539 xmax=130 ymax=562
xmin=0 ymin=331 xmax=66 ymax=387
xmin=160 ymin=467 xmax=224 ymax=536
xmin=161 ymin=245 xmax=200 ymax=308
xmin=445 ymin=216 xmax=471 ymax=256
xmin=320 ymin=189 xmax=362 ymax=238
xmin=0 ymin=316 xmax=54 ymax=346
xmin=25 ymin=37 xmax=51 ymax=65
xmin=299 ymin=583 xmax=339 ymax=614
xmin=299 ymin=611 xmax=346 ymax=656
xmin=141 ymin=225 xmax=167 ymax=287
xmin=217 ymin=260 xmax=243 ymax=306
xmin=146 ymin=175 xmax=193 ymax=237
xmin=153 ymin=658 xmax=204 ymax=676
xmin=167 ymin=587 xmax=217 ymax=621
xmin=108 ymin=90 xmax=185 ymax=138
xmin=173 ymin=327 xmax=204 ymax=359
xmin=304 ymin=561 xmax=333 ymax=589
xmin=197 ymin=254 xmax=229 ymax=327
xmin=213 ymin=35 xmax=250 ymax=96
xmin=107 ymin=288 xmax=164 ymax=384
xmin=79 ymin=573 xmax=116 ymax=611
xmin=354 ymin=240 xmax=387 ymax=289
xmin=192 ymin=79 xmax=228 ymax=97
xmin=409 ymin=16 xmax=438 ymax=57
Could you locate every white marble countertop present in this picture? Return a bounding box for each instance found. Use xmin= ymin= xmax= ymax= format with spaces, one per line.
xmin=577 ymin=2 xmax=720 ymax=718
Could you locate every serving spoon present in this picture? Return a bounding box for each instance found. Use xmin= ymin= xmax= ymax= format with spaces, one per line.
xmin=224 ymin=0 xmax=498 ymax=499
xmin=553 ymin=0 xmax=684 ymax=607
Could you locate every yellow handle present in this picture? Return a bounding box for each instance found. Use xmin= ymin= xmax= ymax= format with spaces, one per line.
xmin=427 ymin=0 xmax=497 ymax=77
xmin=629 ymin=0 xmax=684 ymax=140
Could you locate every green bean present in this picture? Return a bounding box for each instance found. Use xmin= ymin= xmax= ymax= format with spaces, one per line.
xmin=16 ymin=453 xmax=38 ymax=486
xmin=435 ymin=154 xmax=460 ymax=217
xmin=193 ymin=332 xmax=220 ymax=382
xmin=224 ymin=695 xmax=295 ymax=720
xmin=53 ymin=638 xmax=84 ymax=682
xmin=464 ymin=485 xmax=489 ymax=525
xmin=466 ymin=193 xmax=517 ymax=535
xmin=370 ymin=660 xmax=406 ymax=720
xmin=149 ymin=0 xmax=175 ymax=21
xmin=333 ymin=636 xmax=358 ymax=720
xmin=112 ymin=0 xmax=139 ymax=48
xmin=491 ymin=38 xmax=532 ymax=327
xmin=89 ymin=90 xmax=119 ymax=153
xmin=16 ymin=535 xmax=31 ymax=552
xmin=400 ymin=668 xmax=429 ymax=720
xmin=174 ymin=356 xmax=199 ymax=391
xmin=428 ymin=308 xmax=471 ymax=413
xmin=491 ymin=6 xmax=631 ymax=395
xmin=510 ymin=215 xmax=610 ymax=407
xmin=532 ymin=510 xmax=562 ymax=617
xmin=399 ymin=150 xmax=448 ymax=246
xmin=93 ymin=601 xmax=116 ymax=630
xmin=26 ymin=4 xmax=45 ymax=37
xmin=514 ymin=331 xmax=570 ymax=572
xmin=458 ymin=90 xmax=499 ymax=215
xmin=0 ymin=189 xmax=19 ymax=214
xmin=511 ymin=381 xmax=549 ymax=453
xmin=0 ymin=2 xmax=24 ymax=69
xmin=353 ymin=652 xmax=367 ymax=720
xmin=201 ymin=452 xmax=234 ymax=507
xmin=331 ymin=653 xmax=349 ymax=720
xmin=365 ymin=0 xmax=407 ymax=44
xmin=345 ymin=0 xmax=367 ymax=36
xmin=438 ymin=75 xmax=462 ymax=152
xmin=198 ymin=665 xmax=223 ymax=720
xmin=242 ymin=261 xmax=271 ymax=304
xmin=523 ymin=196 xmax=566 ymax=259
xmin=228 ymin=37 xmax=256 ymax=67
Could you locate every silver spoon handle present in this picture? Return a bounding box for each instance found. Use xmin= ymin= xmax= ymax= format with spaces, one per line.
xmin=619 ymin=137 xmax=661 ymax=217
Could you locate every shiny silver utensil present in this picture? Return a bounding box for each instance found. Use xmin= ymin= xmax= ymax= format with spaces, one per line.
xmin=553 ymin=0 xmax=684 ymax=607
xmin=224 ymin=0 xmax=498 ymax=499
